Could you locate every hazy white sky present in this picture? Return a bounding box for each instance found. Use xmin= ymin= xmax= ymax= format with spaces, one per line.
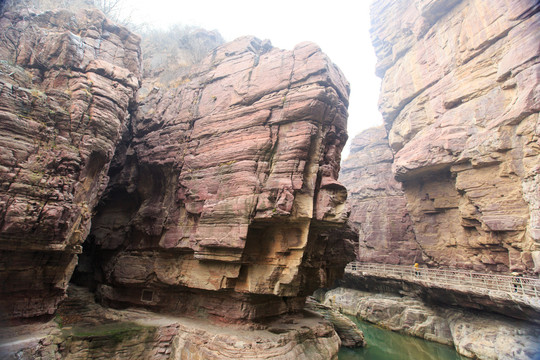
xmin=128 ymin=0 xmax=382 ymax=157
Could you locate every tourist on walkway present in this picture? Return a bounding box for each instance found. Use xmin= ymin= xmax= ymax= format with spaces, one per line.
xmin=414 ymin=263 xmax=420 ymax=277
xmin=512 ymin=272 xmax=522 ymax=293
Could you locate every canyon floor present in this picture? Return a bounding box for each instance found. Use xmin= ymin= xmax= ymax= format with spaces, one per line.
xmin=0 ymin=286 xmax=342 ymax=360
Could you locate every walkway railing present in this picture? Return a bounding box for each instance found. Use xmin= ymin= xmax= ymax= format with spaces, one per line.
xmin=345 ymin=262 xmax=540 ymax=300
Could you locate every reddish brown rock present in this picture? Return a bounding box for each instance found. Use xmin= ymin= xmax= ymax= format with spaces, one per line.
xmin=0 ymin=4 xmax=353 ymax=326
xmin=0 ymin=286 xmax=342 ymax=360
xmin=371 ymin=0 xmax=540 ymax=273
xmin=340 ymin=127 xmax=419 ymax=264
xmin=74 ymin=36 xmax=355 ymax=321
xmin=0 ymin=8 xmax=141 ymax=320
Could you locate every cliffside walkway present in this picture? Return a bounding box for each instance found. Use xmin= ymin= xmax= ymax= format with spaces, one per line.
xmin=345 ymin=262 xmax=540 ymax=300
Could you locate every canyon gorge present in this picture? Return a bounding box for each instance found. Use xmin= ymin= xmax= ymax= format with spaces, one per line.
xmin=0 ymin=0 xmax=539 ymax=359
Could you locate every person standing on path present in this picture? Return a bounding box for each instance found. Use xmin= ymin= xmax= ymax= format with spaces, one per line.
xmin=511 ymin=272 xmax=522 ymax=293
xmin=414 ymin=263 xmax=420 ymax=277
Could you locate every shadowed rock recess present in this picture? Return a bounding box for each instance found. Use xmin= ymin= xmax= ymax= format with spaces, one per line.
xmin=0 ymin=7 xmax=355 ymax=325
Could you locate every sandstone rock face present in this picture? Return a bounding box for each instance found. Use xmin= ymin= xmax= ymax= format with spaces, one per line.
xmin=305 ymin=298 xmax=365 ymax=348
xmin=323 ymin=288 xmax=453 ymax=345
xmin=0 ymin=286 xmax=341 ymax=360
xmin=323 ymin=287 xmax=540 ymax=360
xmin=0 ymin=6 xmax=353 ymax=323
xmin=0 ymin=9 xmax=141 ymax=320
xmin=371 ymin=0 xmax=540 ymax=273
xmin=76 ymin=37 xmax=354 ymax=320
xmin=341 ymin=127 xmax=418 ymax=264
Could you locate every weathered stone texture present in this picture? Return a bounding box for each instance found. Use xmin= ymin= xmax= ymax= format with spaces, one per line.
xmin=75 ymin=36 xmax=355 ymax=320
xmin=0 ymin=286 xmax=341 ymax=360
xmin=341 ymin=127 xmax=418 ymax=264
xmin=371 ymin=0 xmax=540 ymax=273
xmin=322 ymin=287 xmax=540 ymax=360
xmin=0 ymin=9 xmax=141 ymax=319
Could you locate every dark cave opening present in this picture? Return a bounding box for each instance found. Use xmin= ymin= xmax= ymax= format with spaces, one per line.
xmin=70 ymin=188 xmax=141 ymax=291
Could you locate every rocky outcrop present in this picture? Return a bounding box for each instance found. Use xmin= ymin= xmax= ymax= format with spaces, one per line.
xmin=0 ymin=8 xmax=141 ymax=320
xmin=0 ymin=5 xmax=353 ymax=325
xmin=322 ymin=287 xmax=540 ymax=360
xmin=340 ymin=127 xmax=418 ymax=264
xmin=322 ymin=288 xmax=453 ymax=345
xmin=78 ymin=36 xmax=354 ymax=321
xmin=370 ymin=0 xmax=540 ymax=273
xmin=305 ymin=297 xmax=365 ymax=348
xmin=0 ymin=286 xmax=341 ymax=360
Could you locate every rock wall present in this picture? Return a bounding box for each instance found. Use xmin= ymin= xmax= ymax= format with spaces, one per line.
xmin=0 ymin=7 xmax=354 ymax=323
xmin=340 ymin=127 xmax=418 ymax=264
xmin=370 ymin=0 xmax=540 ymax=273
xmin=81 ymin=36 xmax=355 ymax=321
xmin=0 ymin=8 xmax=141 ymax=320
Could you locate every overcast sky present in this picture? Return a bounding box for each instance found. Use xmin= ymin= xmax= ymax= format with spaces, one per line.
xmin=128 ymin=0 xmax=382 ymax=158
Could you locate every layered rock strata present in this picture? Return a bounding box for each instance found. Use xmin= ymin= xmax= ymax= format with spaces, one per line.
xmin=0 ymin=286 xmax=341 ymax=360
xmin=0 ymin=6 xmax=354 ymax=324
xmin=321 ymin=287 xmax=540 ymax=360
xmin=340 ymin=127 xmax=418 ymax=264
xmin=370 ymin=0 xmax=540 ymax=273
xmin=305 ymin=297 xmax=365 ymax=348
xmin=79 ymin=36 xmax=354 ymax=321
xmin=0 ymin=8 xmax=141 ymax=320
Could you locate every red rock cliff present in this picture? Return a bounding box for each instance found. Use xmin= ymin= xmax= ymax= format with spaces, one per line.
xmin=370 ymin=0 xmax=540 ymax=273
xmin=0 ymin=8 xmax=141 ymax=320
xmin=0 ymin=8 xmax=354 ymax=321
xmin=82 ymin=36 xmax=355 ymax=321
xmin=341 ymin=127 xmax=418 ymax=265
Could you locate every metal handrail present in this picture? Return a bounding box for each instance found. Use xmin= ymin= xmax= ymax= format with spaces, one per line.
xmin=345 ymin=262 xmax=540 ymax=300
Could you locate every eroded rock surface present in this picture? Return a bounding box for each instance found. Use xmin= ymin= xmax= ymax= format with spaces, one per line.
xmin=371 ymin=0 xmax=540 ymax=273
xmin=0 ymin=286 xmax=341 ymax=360
xmin=0 ymin=8 xmax=141 ymax=320
xmin=322 ymin=287 xmax=540 ymax=360
xmin=0 ymin=3 xmax=354 ymax=324
xmin=340 ymin=127 xmax=418 ymax=264
xmin=305 ymin=297 xmax=365 ymax=348
xmin=78 ymin=36 xmax=355 ymax=321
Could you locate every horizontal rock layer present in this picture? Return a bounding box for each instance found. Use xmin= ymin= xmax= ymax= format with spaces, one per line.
xmin=0 ymin=8 xmax=141 ymax=320
xmin=370 ymin=0 xmax=540 ymax=273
